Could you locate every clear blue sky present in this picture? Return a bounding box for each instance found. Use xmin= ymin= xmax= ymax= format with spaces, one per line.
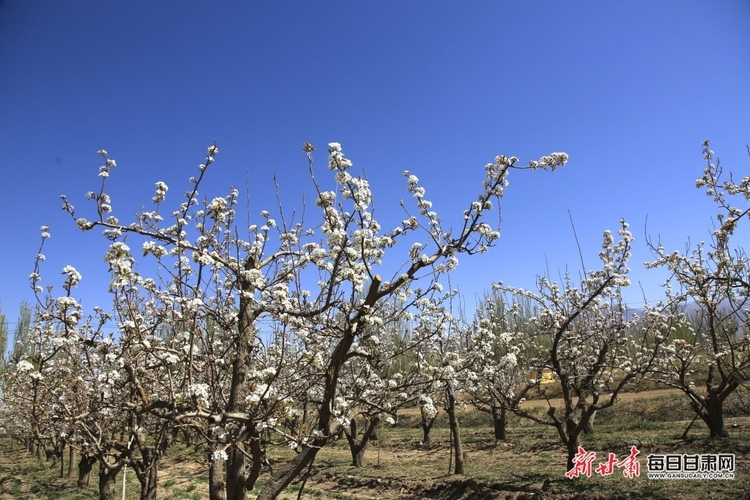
xmin=1 ymin=1 xmax=749 ymax=337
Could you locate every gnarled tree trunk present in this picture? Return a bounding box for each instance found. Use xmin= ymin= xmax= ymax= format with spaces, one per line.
xmin=420 ymin=409 xmax=437 ymax=445
xmin=245 ymin=426 xmax=265 ymax=491
xmin=701 ymin=387 xmax=731 ymax=438
xmin=344 ymin=417 xmax=380 ymax=467
xmin=135 ymin=447 xmax=160 ymax=500
xmin=226 ymin=443 xmax=247 ymax=500
xmin=78 ymin=454 xmax=97 ymax=487
xmin=98 ymin=462 xmax=122 ymax=500
xmin=491 ymin=405 xmax=506 ymax=441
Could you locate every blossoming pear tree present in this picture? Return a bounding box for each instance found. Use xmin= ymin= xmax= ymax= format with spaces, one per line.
xmin=477 ymin=221 xmax=674 ymax=472
xmin=4 ymin=241 xmax=137 ymax=499
xmin=327 ymin=296 xmax=446 ymax=467
xmin=7 ymin=141 xmax=566 ymax=500
xmin=462 ymin=291 xmax=537 ymax=442
xmin=646 ymin=141 xmax=750 ymax=438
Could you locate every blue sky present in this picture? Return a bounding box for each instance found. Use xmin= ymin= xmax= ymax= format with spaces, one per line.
xmin=1 ymin=1 xmax=749 ymax=338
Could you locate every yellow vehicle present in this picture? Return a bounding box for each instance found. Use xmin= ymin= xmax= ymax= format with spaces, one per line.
xmin=526 ymin=368 xmax=555 ymax=385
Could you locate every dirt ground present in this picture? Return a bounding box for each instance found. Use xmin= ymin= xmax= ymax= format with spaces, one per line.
xmin=2 ymin=388 xmax=747 ymax=500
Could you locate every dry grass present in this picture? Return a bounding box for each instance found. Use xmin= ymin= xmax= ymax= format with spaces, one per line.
xmin=1 ymin=389 xmax=749 ymax=499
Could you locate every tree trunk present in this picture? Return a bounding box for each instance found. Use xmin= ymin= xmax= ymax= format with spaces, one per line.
xmin=46 ymin=448 xmax=60 ymax=469
xmin=98 ymin=462 xmax=121 ymax=500
xmin=226 ymin=443 xmax=247 ymax=500
xmin=696 ymin=360 xmax=740 ymax=438
xmin=345 ymin=417 xmax=379 ymax=467
xmin=577 ymin=399 xmax=596 ymax=434
xmin=582 ymin=411 xmax=596 ymax=434
xmin=68 ymin=445 xmax=75 ymax=477
xmin=255 ymin=443 xmax=320 ymax=500
xmin=566 ymin=437 xmax=579 ymax=473
xmin=420 ymin=410 xmax=437 ymax=445
xmin=209 ymin=450 xmax=227 ymax=500
xmin=137 ymin=450 xmax=159 ymax=500
xmin=565 ymin=417 xmax=582 ymax=473
xmin=491 ymin=405 xmax=506 ymax=441
xmin=245 ymin=426 xmax=264 ymax=491
xmin=445 ymin=388 xmax=464 ymax=474
xmin=702 ymin=390 xmax=729 ymax=438
xmin=78 ymin=454 xmax=97 ymax=487
xmin=224 ymin=264 xmax=259 ymax=500
xmin=179 ymin=427 xmax=195 ymax=447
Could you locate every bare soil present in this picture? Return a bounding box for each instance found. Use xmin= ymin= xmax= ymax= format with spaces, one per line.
xmin=2 ymin=389 xmax=748 ymax=500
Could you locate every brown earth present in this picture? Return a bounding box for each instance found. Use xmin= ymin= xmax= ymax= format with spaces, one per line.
xmin=2 ymin=388 xmax=747 ymax=500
